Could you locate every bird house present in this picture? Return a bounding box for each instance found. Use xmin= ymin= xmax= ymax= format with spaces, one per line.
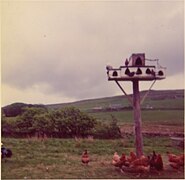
xmin=106 ymin=53 xmax=166 ymax=81
xmin=129 ymin=53 xmax=145 ymax=66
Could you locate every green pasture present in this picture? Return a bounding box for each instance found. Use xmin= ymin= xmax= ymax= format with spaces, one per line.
xmin=64 ymin=98 xmax=184 ymax=112
xmin=1 ymin=137 xmax=184 ymax=179
xmin=47 ymin=91 xmax=184 ymax=112
xmin=89 ymin=110 xmax=184 ymax=126
xmin=4 ymin=109 xmax=184 ymax=127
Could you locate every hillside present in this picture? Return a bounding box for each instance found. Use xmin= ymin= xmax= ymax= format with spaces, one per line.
xmin=2 ymin=89 xmax=184 ymax=115
xmin=46 ymin=89 xmax=184 ymax=112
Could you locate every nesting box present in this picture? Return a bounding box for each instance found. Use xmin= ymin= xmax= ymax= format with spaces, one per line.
xmin=129 ymin=53 xmax=145 ymax=66
xmin=106 ymin=53 xmax=166 ymax=81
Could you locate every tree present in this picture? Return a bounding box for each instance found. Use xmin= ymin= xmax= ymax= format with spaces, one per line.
xmin=2 ymin=103 xmax=46 ymax=117
xmin=15 ymin=107 xmax=48 ymax=137
xmin=1 ymin=116 xmax=17 ymax=137
xmin=53 ymin=107 xmax=97 ymax=138
xmin=92 ymin=115 xmax=121 ymax=139
xmin=2 ymin=103 xmax=26 ymax=117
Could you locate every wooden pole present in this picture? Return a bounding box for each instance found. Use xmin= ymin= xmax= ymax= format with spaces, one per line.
xmin=132 ymin=80 xmax=143 ymax=157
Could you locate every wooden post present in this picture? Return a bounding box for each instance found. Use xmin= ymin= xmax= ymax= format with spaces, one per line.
xmin=132 ymin=80 xmax=143 ymax=157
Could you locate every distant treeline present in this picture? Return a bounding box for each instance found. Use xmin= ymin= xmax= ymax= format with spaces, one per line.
xmin=2 ymin=103 xmax=46 ymax=117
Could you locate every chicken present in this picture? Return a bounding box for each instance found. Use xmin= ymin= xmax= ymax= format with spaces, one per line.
xmin=149 ymin=151 xmax=163 ymax=171
xmin=130 ymin=155 xmax=150 ymax=167
xmin=127 ymin=151 xmax=137 ymax=163
xmin=81 ymin=150 xmax=90 ymax=165
xmin=1 ymin=143 xmax=12 ymax=159
xmin=112 ymin=152 xmax=130 ymax=168
xmin=125 ymin=58 xmax=129 ymax=66
xmin=112 ymin=152 xmax=120 ymax=165
xmin=106 ymin=65 xmax=113 ymax=70
xmin=122 ymin=165 xmax=150 ymax=173
xmin=167 ymin=152 xmax=184 ymax=169
xmin=169 ymin=162 xmax=181 ymax=170
xmin=121 ymin=154 xmax=150 ymax=176
xmin=128 ymin=71 xmax=135 ymax=77
xmin=167 ymin=152 xmax=184 ymax=165
xmin=154 ymin=154 xmax=163 ymax=171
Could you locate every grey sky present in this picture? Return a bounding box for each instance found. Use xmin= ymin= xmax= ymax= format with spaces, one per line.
xmin=1 ymin=1 xmax=184 ymax=106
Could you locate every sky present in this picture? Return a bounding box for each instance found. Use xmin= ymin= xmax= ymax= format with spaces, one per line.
xmin=1 ymin=0 xmax=184 ymax=106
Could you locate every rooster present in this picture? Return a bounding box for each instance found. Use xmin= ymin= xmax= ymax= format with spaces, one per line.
xmin=149 ymin=151 xmax=163 ymax=171
xmin=81 ymin=150 xmax=90 ymax=165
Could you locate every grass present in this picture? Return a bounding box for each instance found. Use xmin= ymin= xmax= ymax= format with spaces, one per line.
xmin=1 ymin=91 xmax=184 ymax=178
xmin=1 ymin=137 xmax=184 ymax=179
xmin=47 ymin=89 xmax=184 ymax=111
xmin=89 ymin=110 xmax=184 ymax=126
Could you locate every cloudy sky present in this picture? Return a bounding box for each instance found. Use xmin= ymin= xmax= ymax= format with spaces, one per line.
xmin=1 ymin=0 xmax=184 ymax=106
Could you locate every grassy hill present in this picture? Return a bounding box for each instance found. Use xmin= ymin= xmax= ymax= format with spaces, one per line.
xmin=46 ymin=89 xmax=184 ymax=112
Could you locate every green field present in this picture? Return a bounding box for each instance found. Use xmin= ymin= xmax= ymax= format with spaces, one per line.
xmin=89 ymin=110 xmax=184 ymax=126
xmin=1 ymin=137 xmax=184 ymax=179
xmin=1 ymin=89 xmax=184 ymax=178
xmin=46 ymin=89 xmax=184 ymax=111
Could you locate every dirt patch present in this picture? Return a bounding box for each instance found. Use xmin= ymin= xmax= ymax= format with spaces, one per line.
xmin=120 ymin=124 xmax=184 ymax=137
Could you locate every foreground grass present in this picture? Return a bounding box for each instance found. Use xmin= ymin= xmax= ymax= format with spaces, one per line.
xmin=1 ymin=137 xmax=184 ymax=179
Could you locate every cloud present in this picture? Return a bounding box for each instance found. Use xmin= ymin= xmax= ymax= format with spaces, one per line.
xmin=1 ymin=83 xmax=77 ymax=106
xmin=1 ymin=1 xmax=184 ymax=105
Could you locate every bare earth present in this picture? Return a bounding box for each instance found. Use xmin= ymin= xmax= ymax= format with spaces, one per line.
xmin=120 ymin=124 xmax=184 ymax=136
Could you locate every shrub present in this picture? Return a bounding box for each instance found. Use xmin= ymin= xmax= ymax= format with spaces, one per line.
xmin=92 ymin=115 xmax=122 ymax=139
xmin=2 ymin=107 xmax=121 ymax=139
xmin=51 ymin=107 xmax=97 ymax=138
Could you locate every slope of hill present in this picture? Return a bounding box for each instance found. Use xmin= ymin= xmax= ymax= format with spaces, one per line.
xmin=46 ymin=89 xmax=184 ymax=112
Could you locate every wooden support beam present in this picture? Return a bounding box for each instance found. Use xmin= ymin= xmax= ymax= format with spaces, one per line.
xmin=140 ymin=80 xmax=156 ymax=105
xmin=132 ymin=80 xmax=143 ymax=157
xmin=115 ymin=80 xmax=133 ymax=105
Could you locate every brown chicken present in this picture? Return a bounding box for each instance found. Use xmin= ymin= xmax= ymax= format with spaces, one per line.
xmin=170 ymin=162 xmax=181 ymax=170
xmin=81 ymin=150 xmax=90 ymax=165
xmin=121 ymin=155 xmax=150 ymax=174
xmin=122 ymin=165 xmax=150 ymax=173
xmin=112 ymin=152 xmax=129 ymax=167
xmin=130 ymin=155 xmax=150 ymax=167
xmin=167 ymin=152 xmax=184 ymax=170
xmin=127 ymin=151 xmax=137 ymax=163
xmin=112 ymin=152 xmax=120 ymax=166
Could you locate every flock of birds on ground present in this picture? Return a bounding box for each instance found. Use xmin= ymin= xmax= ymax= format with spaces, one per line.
xmin=2 ymin=141 xmax=184 ymax=176
xmin=81 ymin=150 xmax=184 ymax=176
